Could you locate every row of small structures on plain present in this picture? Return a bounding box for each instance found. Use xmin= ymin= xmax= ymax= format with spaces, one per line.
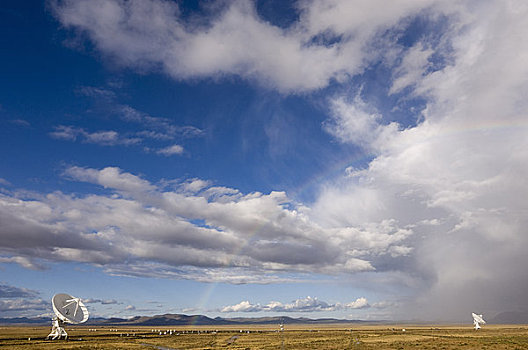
xmin=86 ymin=328 xmax=279 ymax=335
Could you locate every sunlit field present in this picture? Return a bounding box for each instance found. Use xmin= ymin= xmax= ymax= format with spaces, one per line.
xmin=1 ymin=324 xmax=527 ymax=349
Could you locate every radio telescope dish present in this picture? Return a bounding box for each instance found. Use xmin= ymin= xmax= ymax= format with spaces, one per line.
xmin=47 ymin=293 xmax=89 ymax=340
xmin=472 ymin=312 xmax=485 ymax=330
xmin=52 ymin=293 xmax=89 ymax=324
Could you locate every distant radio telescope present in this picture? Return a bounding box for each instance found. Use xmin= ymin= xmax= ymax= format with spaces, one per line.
xmin=472 ymin=312 xmax=486 ymax=330
xmin=47 ymin=293 xmax=89 ymax=340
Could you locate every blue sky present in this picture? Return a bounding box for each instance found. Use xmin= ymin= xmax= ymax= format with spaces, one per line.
xmin=1 ymin=0 xmax=528 ymax=322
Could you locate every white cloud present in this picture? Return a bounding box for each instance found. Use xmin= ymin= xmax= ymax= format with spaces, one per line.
xmin=221 ymin=296 xmax=370 ymax=313
xmin=49 ymin=125 xmax=79 ymax=140
xmin=83 ymin=130 xmax=117 ymax=145
xmin=136 ymin=130 xmax=174 ymax=141
xmin=389 ymin=43 xmax=434 ymax=95
xmin=157 ymin=144 xmax=184 ymax=156
xmin=221 ymin=300 xmax=261 ymax=313
xmin=51 ymin=0 xmax=441 ymax=93
xmin=345 ymin=297 xmax=369 ymax=309
xmin=64 ymin=166 xmax=155 ymax=193
xmin=179 ymin=179 xmax=211 ymax=194
xmin=324 ymin=95 xmax=399 ymax=151
xmin=49 ymin=125 xmax=140 ymax=146
xmin=76 ymin=85 xmax=116 ymax=99
xmin=0 ymin=166 xmax=412 ymax=282
xmin=264 ymin=296 xmax=336 ymax=312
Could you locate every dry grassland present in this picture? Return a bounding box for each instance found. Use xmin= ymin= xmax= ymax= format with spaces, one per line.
xmin=1 ymin=324 xmax=527 ymax=349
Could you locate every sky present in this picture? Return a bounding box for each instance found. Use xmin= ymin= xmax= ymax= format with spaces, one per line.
xmin=1 ymin=0 xmax=527 ymax=323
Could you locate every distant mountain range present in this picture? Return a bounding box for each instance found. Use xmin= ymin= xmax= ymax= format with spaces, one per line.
xmin=0 ymin=314 xmax=366 ymax=326
xmin=2 ymin=311 xmax=527 ymax=326
xmin=96 ymin=314 xmax=369 ymax=326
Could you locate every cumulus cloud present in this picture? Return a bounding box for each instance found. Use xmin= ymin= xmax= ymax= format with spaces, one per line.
xmin=0 ymin=165 xmax=412 ymax=283
xmin=221 ymin=300 xmax=261 ymax=313
xmin=221 ymin=296 xmax=370 ymax=313
xmin=345 ymin=297 xmax=369 ymax=309
xmin=51 ymin=0 xmax=442 ymax=93
xmin=64 ymin=166 xmax=155 ymax=193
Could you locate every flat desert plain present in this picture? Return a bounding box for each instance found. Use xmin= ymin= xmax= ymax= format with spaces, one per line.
xmin=1 ymin=324 xmax=527 ymax=349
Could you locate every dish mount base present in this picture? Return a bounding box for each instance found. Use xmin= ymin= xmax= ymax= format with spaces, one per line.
xmin=47 ymin=317 xmax=68 ymax=340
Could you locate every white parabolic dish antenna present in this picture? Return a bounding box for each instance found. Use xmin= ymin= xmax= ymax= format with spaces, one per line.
xmin=47 ymin=293 xmax=89 ymax=340
xmin=52 ymin=293 xmax=89 ymax=324
xmin=472 ymin=312 xmax=485 ymax=330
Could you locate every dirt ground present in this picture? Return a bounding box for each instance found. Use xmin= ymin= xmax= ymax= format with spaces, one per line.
xmin=1 ymin=324 xmax=527 ymax=349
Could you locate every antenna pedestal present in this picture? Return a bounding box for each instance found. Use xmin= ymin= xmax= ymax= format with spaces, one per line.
xmin=47 ymin=317 xmax=68 ymax=340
